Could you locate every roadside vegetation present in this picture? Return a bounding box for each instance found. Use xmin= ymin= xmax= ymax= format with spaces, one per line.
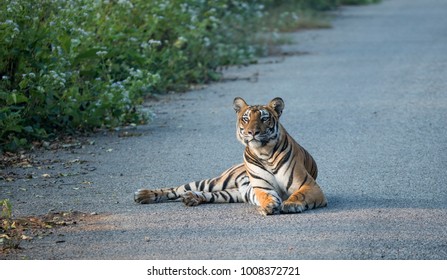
xmin=0 ymin=0 xmax=379 ymax=152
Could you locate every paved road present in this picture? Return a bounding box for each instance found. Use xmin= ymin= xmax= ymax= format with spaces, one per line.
xmin=2 ymin=0 xmax=447 ymax=259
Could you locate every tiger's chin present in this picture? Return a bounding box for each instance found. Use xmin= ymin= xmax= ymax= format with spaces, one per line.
xmin=246 ymin=140 xmax=262 ymax=149
xmin=244 ymin=138 xmax=271 ymax=149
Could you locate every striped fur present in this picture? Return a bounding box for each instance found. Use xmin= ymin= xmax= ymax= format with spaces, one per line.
xmin=134 ymin=97 xmax=327 ymax=215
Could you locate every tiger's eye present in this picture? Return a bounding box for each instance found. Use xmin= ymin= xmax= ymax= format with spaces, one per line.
xmin=261 ymin=116 xmax=270 ymax=122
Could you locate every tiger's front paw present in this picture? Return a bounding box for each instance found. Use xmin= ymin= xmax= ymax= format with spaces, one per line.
xmin=253 ymin=191 xmax=282 ymax=216
xmin=280 ymin=201 xmax=306 ymax=214
xmin=134 ymin=189 xmax=159 ymax=204
xmin=181 ymin=191 xmax=206 ymax=206
xmin=257 ymin=205 xmax=281 ymax=216
xmin=257 ymin=200 xmax=281 ymax=216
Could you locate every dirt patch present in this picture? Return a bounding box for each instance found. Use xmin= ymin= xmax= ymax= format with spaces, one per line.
xmin=1 ymin=211 xmax=97 ymax=256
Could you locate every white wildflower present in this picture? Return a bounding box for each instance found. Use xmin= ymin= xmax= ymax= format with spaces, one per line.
xmin=96 ymin=51 xmax=108 ymax=57
xmin=148 ymin=39 xmax=161 ymax=45
xmin=118 ymin=0 xmax=134 ymax=9
xmin=180 ymin=3 xmax=188 ymax=12
xmin=121 ymin=91 xmax=130 ymax=103
xmin=75 ymin=28 xmax=90 ymax=36
xmin=203 ymin=37 xmax=211 ymax=47
xmin=158 ymin=2 xmax=167 ymax=10
xmin=111 ymin=81 xmax=125 ymax=90
xmin=71 ymin=38 xmax=81 ymax=46
xmin=130 ymin=69 xmax=143 ymax=78
xmin=292 ymin=13 xmax=299 ymax=21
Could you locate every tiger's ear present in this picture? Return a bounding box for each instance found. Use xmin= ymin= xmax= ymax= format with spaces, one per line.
xmin=233 ymin=97 xmax=248 ymax=113
xmin=268 ymin=97 xmax=285 ymax=117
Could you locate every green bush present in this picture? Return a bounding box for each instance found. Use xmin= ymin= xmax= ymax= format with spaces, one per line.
xmin=0 ymin=0 xmax=378 ymax=152
xmin=0 ymin=0 xmax=269 ymax=151
xmin=340 ymin=0 xmax=381 ymax=5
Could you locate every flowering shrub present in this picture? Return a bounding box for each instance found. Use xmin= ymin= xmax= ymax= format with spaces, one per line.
xmin=0 ymin=0 xmax=373 ymax=151
xmin=0 ymin=0 xmax=268 ymax=150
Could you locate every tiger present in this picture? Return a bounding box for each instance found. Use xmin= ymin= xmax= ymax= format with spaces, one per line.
xmin=134 ymin=97 xmax=327 ymax=215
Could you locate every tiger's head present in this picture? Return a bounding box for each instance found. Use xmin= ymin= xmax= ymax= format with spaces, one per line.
xmin=233 ymin=97 xmax=285 ymax=149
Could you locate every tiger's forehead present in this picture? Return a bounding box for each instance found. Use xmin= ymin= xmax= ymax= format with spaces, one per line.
xmin=243 ymin=106 xmax=270 ymax=119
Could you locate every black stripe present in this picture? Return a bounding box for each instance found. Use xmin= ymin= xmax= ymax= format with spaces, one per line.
xmin=280 ymin=135 xmax=289 ymax=153
xmin=199 ymin=180 xmax=206 ymax=191
xmin=221 ymin=173 xmax=233 ymax=190
xmin=225 ymin=164 xmax=239 ymax=175
xmin=209 ymin=194 xmax=215 ymax=203
xmin=252 ymin=185 xmax=274 ymax=191
xmin=272 ymin=136 xmax=281 ymax=152
xmin=273 ymin=149 xmax=292 ymax=174
xmin=234 ymin=171 xmax=246 ymax=183
xmin=303 ymin=148 xmax=309 ymax=163
xmin=208 ymin=179 xmax=216 ymax=192
xmin=244 ymin=191 xmax=250 ymax=202
xmin=286 ymin=161 xmax=297 ymax=191
xmin=248 ymin=171 xmax=273 ymax=187
xmin=311 ymin=161 xmax=318 ymax=179
xmin=184 ymin=184 xmax=192 ymax=191
xmin=220 ymin=191 xmax=229 ymax=201
xmin=169 ymin=189 xmax=177 ymax=198
xmin=271 ymin=124 xmax=281 ymax=149
xmin=298 ymin=174 xmax=308 ymax=189
xmin=245 ymin=154 xmax=265 ymax=170
xmin=225 ymin=191 xmax=235 ymax=203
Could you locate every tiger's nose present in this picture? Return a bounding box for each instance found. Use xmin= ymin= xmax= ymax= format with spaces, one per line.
xmin=247 ymin=129 xmax=260 ymax=136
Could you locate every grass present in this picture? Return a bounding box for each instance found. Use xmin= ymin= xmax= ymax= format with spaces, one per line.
xmin=263 ymin=6 xmax=332 ymax=33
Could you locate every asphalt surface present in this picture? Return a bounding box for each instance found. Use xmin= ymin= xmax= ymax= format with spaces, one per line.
xmin=2 ymin=0 xmax=447 ymax=260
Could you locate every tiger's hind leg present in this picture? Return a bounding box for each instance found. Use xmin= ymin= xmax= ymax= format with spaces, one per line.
xmin=181 ymin=188 xmax=244 ymax=206
xmin=281 ymin=174 xmax=327 ymax=214
xmin=134 ymin=163 xmax=246 ymax=204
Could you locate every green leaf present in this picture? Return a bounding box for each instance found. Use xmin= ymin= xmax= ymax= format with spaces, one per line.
xmin=58 ymin=34 xmax=72 ymax=53
xmin=7 ymin=92 xmax=28 ymax=105
xmin=6 ymin=125 xmax=23 ymax=133
xmin=19 ymin=79 xmax=29 ymax=89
